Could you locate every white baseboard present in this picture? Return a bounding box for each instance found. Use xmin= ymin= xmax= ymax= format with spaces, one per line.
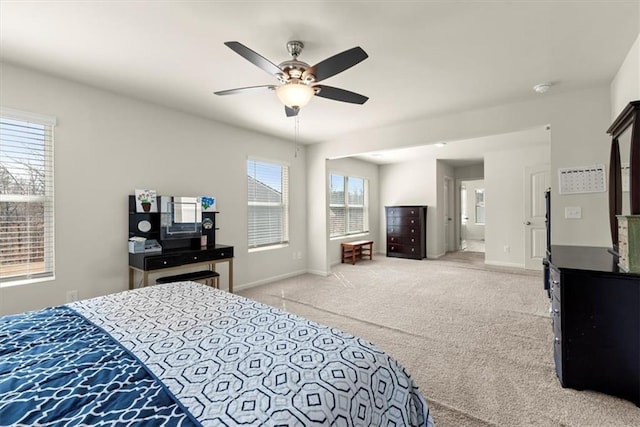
xmin=233 ymin=269 xmax=308 ymax=292
xmin=484 ymin=260 xmax=525 ymax=269
xmin=307 ymin=268 xmax=330 ymax=276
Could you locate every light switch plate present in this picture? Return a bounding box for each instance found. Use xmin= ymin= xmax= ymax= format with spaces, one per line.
xmin=565 ymin=206 xmax=582 ymax=219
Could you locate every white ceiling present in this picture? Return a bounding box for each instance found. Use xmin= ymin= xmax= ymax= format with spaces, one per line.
xmin=1 ymin=1 xmax=639 ymax=151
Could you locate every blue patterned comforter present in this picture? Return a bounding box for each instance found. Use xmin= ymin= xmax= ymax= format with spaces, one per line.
xmin=1 ymin=282 xmax=433 ymax=426
xmin=0 ymin=305 xmax=196 ymax=426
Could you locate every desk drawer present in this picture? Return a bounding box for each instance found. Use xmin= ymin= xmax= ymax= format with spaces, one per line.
xmin=145 ymin=254 xmax=183 ymax=270
xmin=195 ymin=246 xmax=234 ymax=261
xmin=131 ymin=245 xmax=234 ymax=271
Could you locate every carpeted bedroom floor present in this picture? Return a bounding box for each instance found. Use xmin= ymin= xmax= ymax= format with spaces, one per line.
xmin=239 ymin=252 xmax=640 ymax=427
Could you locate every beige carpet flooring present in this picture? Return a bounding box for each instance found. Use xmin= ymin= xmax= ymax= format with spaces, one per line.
xmin=239 ymin=252 xmax=640 ymax=426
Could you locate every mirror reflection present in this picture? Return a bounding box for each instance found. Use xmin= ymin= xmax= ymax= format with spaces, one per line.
xmin=160 ymin=196 xmax=202 ymax=240
xmin=619 ymin=126 xmax=632 ymax=216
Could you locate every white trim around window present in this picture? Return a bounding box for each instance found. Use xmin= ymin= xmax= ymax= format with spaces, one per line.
xmin=0 ymin=107 xmax=56 ymax=286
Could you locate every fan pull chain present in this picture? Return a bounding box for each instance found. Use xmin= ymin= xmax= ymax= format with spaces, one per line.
xmin=294 ymin=114 xmax=301 ymax=158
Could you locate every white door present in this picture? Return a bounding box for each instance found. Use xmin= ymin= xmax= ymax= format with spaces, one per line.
xmin=444 ymin=177 xmax=454 ymax=252
xmin=524 ymin=164 xmax=550 ymax=270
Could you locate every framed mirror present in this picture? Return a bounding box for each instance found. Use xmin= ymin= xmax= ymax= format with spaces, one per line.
xmin=607 ymin=100 xmax=640 ymax=254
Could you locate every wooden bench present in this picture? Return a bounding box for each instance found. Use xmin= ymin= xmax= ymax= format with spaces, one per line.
xmin=156 ymin=270 xmax=220 ymax=288
xmin=341 ymin=240 xmax=374 ymax=265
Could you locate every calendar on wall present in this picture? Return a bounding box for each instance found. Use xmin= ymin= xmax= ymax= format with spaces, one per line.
xmin=558 ymin=164 xmax=606 ymax=194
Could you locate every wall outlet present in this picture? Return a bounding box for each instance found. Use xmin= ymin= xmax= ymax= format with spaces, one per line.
xmin=503 ymin=245 xmax=510 ymax=253
xmin=66 ymin=290 xmax=79 ymax=302
xmin=565 ymin=206 xmax=582 ymax=219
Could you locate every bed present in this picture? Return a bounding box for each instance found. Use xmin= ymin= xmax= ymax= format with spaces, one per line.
xmin=0 ymin=281 xmax=433 ymax=426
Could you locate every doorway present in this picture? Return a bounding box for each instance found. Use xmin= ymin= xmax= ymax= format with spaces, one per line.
xmin=459 ymin=179 xmax=485 ymax=253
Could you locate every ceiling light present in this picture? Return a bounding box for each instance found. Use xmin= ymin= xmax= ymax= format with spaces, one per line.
xmin=533 ymin=83 xmax=552 ymax=94
xmin=276 ymin=80 xmax=315 ymax=108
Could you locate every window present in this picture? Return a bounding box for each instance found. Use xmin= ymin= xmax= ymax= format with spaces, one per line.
xmin=329 ymin=174 xmax=368 ymax=238
xmin=0 ymin=108 xmax=55 ymax=285
xmin=475 ymin=189 xmax=485 ymax=225
xmin=247 ymin=159 xmax=289 ymax=250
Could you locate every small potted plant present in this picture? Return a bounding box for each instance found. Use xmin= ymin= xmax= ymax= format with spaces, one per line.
xmin=137 ymin=190 xmax=153 ymax=212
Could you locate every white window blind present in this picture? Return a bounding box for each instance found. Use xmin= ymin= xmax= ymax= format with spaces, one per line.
xmin=247 ymin=159 xmax=289 ymax=249
xmin=330 ymin=174 xmax=368 ymax=238
xmin=0 ymin=109 xmax=55 ymax=285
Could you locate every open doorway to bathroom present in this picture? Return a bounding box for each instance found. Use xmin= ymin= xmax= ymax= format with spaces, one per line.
xmin=460 ymin=179 xmax=485 ymax=253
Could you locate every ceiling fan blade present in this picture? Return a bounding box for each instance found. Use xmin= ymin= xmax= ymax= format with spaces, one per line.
xmin=313 ymin=85 xmax=369 ymax=104
xmin=214 ymin=85 xmax=276 ymax=96
xmin=224 ymin=41 xmax=283 ymax=77
xmin=303 ymin=47 xmax=368 ymax=83
xmin=285 ymin=106 xmax=299 ymax=117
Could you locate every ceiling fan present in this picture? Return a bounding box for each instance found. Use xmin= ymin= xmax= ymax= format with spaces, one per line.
xmin=214 ymin=41 xmax=369 ymax=117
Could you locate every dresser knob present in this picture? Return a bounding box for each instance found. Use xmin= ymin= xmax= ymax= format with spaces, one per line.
xmin=552 ymin=280 xmax=559 ymax=285
xmin=554 ymin=337 xmax=560 ymax=343
xmin=163 ymin=261 xmax=167 ymax=265
xmin=221 ymin=253 xmax=225 ymax=256
xmin=194 ymin=256 xmax=198 ymax=260
xmin=411 ymin=220 xmax=415 ymax=224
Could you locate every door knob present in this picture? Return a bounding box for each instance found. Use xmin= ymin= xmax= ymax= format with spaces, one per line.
xmin=524 ymin=221 xmax=531 ymax=225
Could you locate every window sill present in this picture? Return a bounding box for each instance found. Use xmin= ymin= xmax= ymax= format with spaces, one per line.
xmin=248 ymin=243 xmax=289 ymax=253
xmin=330 ymin=232 xmax=370 ymax=241
xmin=0 ymin=275 xmax=55 ymax=288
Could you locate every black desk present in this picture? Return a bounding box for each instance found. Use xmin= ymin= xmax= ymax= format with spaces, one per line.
xmin=129 ymin=244 xmax=234 ymax=292
xmin=548 ymin=245 xmax=640 ymax=405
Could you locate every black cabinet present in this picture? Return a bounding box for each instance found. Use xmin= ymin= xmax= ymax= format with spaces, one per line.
xmin=385 ymin=206 xmax=427 ymax=259
xmin=549 ymin=245 xmax=640 ymax=405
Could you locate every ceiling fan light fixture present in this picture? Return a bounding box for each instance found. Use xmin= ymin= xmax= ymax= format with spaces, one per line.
xmin=533 ymin=82 xmax=552 ymax=94
xmin=276 ymin=80 xmax=315 ymax=108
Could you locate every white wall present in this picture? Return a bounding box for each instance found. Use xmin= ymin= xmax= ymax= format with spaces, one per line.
xmin=308 ymin=85 xmax=613 ymax=272
xmin=611 ymin=33 xmax=640 ymax=118
xmin=0 ymin=62 xmax=307 ymax=316
xmin=379 ymin=157 xmax=437 ymax=257
xmin=485 ymin=146 xmax=550 ymax=268
xmin=455 ymin=164 xmax=484 ymax=181
xmin=326 ymin=157 xmax=379 ymax=265
xmin=548 ymin=86 xmax=612 ymax=247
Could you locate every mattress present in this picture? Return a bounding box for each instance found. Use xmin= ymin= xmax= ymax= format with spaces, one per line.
xmin=0 ymin=281 xmax=433 ymax=426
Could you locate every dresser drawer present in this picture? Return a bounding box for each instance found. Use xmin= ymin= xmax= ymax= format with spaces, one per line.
xmin=387 ymin=216 xmax=422 ymax=227
xmin=549 ymin=267 xmax=561 ymax=300
xmin=387 ymin=235 xmax=420 ymax=245
xmin=386 ymin=206 xmax=422 ymax=218
xmin=387 ymin=243 xmax=422 ymax=257
xmin=387 ymin=225 xmax=421 ymax=237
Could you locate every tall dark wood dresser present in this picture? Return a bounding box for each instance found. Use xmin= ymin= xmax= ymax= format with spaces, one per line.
xmin=549 ymin=245 xmax=640 ymax=406
xmin=385 ymin=205 xmax=427 ymax=259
